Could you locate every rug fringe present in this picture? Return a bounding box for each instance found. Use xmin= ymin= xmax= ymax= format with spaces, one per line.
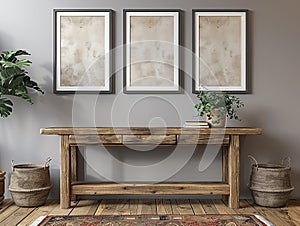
xmin=30 ymin=215 xmax=46 ymax=226
xmin=255 ymin=214 xmax=274 ymax=226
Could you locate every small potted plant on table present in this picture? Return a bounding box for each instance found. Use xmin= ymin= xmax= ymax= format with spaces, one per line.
xmin=0 ymin=49 xmax=44 ymax=204
xmin=194 ymin=90 xmax=244 ymax=127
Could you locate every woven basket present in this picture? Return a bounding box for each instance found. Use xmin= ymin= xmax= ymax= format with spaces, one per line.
xmin=0 ymin=170 xmax=5 ymax=204
xmin=248 ymin=155 xmax=294 ymax=207
xmin=9 ymin=159 xmax=51 ymax=207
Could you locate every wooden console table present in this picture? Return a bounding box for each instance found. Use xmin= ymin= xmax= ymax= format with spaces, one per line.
xmin=40 ymin=127 xmax=262 ymax=209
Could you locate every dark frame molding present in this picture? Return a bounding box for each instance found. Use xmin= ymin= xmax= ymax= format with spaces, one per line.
xmin=53 ymin=9 xmax=114 ymax=94
xmin=192 ymin=9 xmax=249 ymax=94
xmin=123 ymin=9 xmax=182 ymax=94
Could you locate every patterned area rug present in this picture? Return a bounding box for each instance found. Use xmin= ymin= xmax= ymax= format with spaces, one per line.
xmin=36 ymin=214 xmax=273 ymax=226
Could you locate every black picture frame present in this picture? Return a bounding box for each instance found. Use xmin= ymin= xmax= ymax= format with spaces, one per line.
xmin=192 ymin=9 xmax=248 ymax=94
xmin=53 ymin=9 xmax=114 ymax=94
xmin=123 ymin=9 xmax=182 ymax=94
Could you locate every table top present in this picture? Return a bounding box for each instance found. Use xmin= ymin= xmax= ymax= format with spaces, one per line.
xmin=40 ymin=127 xmax=262 ymax=136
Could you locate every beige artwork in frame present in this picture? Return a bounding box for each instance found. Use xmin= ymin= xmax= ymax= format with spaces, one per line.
xmin=54 ymin=9 xmax=113 ymax=93
xmin=193 ymin=10 xmax=248 ymax=93
xmin=124 ymin=9 xmax=181 ymax=93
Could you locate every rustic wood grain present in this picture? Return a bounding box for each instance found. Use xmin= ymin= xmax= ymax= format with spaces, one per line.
xmin=156 ymin=199 xmax=172 ymax=214
xmin=98 ymin=199 xmax=120 ymax=215
xmin=71 ymin=182 xmax=230 ymax=195
xmin=48 ymin=200 xmax=77 ymax=216
xmin=41 ymin=127 xmax=262 ymax=135
xmin=222 ymin=146 xmax=229 ymax=203
xmin=60 ymin=135 xmax=71 ymax=209
xmin=0 ymin=204 xmax=20 ymax=224
xmin=2 ymin=198 xmax=300 ymax=225
xmin=18 ymin=200 xmax=58 ymax=226
xmin=129 ymin=199 xmax=139 ymax=215
xmin=178 ymin=134 xmax=229 ymax=145
xmin=249 ymin=199 xmax=292 ymax=226
xmin=171 ymin=199 xmax=194 ymax=214
xmin=69 ymin=200 xmax=99 ymax=215
xmin=123 ymin=135 xmax=176 ymax=145
xmin=212 ymin=199 xmax=236 ymax=214
xmin=189 ymin=199 xmax=205 ymax=214
xmin=0 ymin=205 xmax=35 ymax=225
xmin=41 ymin=127 xmax=262 ymax=209
xmin=228 ymin=135 xmax=240 ymax=208
xmin=94 ymin=199 xmax=106 ymax=215
xmin=70 ymin=146 xmax=77 ymax=201
xmin=0 ymin=199 xmax=13 ymax=215
xmin=200 ymin=199 xmax=219 ymax=214
xmin=138 ymin=199 xmax=157 ymax=214
xmin=235 ymin=199 xmax=259 ymax=215
xmin=69 ymin=135 xmax=122 ymax=145
xmin=115 ymin=199 xmax=131 ymax=215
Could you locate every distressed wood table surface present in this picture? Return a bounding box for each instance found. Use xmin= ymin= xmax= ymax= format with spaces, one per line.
xmin=40 ymin=127 xmax=262 ymax=209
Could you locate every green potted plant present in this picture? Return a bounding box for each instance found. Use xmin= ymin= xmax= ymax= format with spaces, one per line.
xmin=0 ymin=49 xmax=43 ymax=117
xmin=194 ymin=90 xmax=244 ymax=127
xmin=0 ymin=49 xmax=44 ymax=203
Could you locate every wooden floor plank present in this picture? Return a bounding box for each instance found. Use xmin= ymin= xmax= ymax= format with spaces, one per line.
xmin=156 ymin=199 xmax=172 ymax=215
xmin=247 ymin=200 xmax=290 ymax=226
xmin=48 ymin=200 xmax=77 ymax=216
xmin=190 ymin=199 xmax=205 ymax=214
xmin=279 ymin=200 xmax=300 ymax=226
xmin=212 ymin=199 xmax=236 ymax=214
xmin=281 ymin=209 xmax=300 ymax=226
xmin=129 ymin=199 xmax=139 ymax=215
xmin=200 ymin=199 xmax=219 ymax=214
xmin=138 ymin=199 xmax=156 ymax=214
xmin=171 ymin=199 xmax=194 ymax=214
xmin=115 ymin=199 xmax=131 ymax=215
xmin=0 ymin=205 xmax=35 ymax=225
xmin=285 ymin=199 xmax=300 ymax=211
xmin=18 ymin=200 xmax=58 ymax=226
xmin=96 ymin=199 xmax=131 ymax=215
xmin=0 ymin=199 xmax=14 ymax=215
xmin=94 ymin=199 xmax=105 ymax=215
xmin=0 ymin=203 xmax=20 ymax=223
xmin=235 ymin=199 xmax=259 ymax=214
xmin=98 ymin=199 xmax=119 ymax=215
xmin=0 ymin=198 xmax=299 ymax=225
xmin=70 ymin=200 xmax=99 ymax=215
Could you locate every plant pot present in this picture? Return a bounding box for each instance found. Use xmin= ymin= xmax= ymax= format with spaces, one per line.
xmin=206 ymin=109 xmax=226 ymax=127
xmin=0 ymin=170 xmax=6 ymax=204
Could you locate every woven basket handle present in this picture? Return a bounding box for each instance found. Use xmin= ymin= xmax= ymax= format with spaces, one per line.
xmin=44 ymin=157 xmax=52 ymax=168
xmin=11 ymin=160 xmax=15 ymax=171
xmin=248 ymin=155 xmax=258 ymax=166
xmin=282 ymin=157 xmax=291 ymax=167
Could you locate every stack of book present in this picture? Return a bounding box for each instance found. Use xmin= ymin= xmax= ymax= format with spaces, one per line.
xmin=183 ymin=120 xmax=210 ymax=128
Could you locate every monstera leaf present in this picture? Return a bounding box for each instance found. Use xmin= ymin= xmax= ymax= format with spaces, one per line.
xmin=0 ymin=98 xmax=13 ymax=118
xmin=0 ymin=50 xmax=44 ymax=118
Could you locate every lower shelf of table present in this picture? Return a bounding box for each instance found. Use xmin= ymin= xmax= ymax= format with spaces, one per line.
xmin=71 ymin=182 xmax=230 ymax=195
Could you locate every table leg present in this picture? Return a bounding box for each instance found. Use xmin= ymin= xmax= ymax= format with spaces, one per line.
xmin=228 ymin=135 xmax=240 ymax=208
xmin=222 ymin=146 xmax=229 ymax=203
xmin=71 ymin=146 xmax=78 ymax=201
xmin=60 ymin=135 xmax=71 ymax=209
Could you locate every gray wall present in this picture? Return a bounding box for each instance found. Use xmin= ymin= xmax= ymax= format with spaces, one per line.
xmin=1 ymin=0 xmax=300 ymax=199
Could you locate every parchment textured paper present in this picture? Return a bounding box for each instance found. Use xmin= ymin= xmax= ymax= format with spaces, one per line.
xmin=199 ymin=16 xmax=241 ymax=87
xmin=60 ymin=16 xmax=105 ymax=87
xmin=130 ymin=16 xmax=174 ymax=87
